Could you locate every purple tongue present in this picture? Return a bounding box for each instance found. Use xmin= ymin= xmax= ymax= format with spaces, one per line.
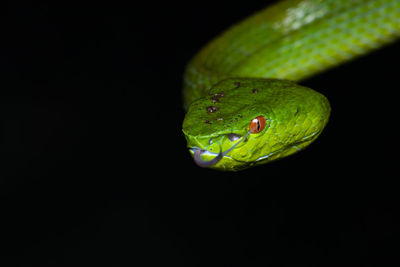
xmin=192 ymin=132 xmax=250 ymax=168
xmin=193 ymin=148 xmax=223 ymax=168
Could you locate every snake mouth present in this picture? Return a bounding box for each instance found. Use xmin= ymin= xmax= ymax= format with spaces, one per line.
xmin=189 ymin=132 xmax=250 ymax=168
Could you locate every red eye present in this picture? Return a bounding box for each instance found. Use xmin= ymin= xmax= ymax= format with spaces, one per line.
xmin=249 ymin=116 xmax=266 ymax=133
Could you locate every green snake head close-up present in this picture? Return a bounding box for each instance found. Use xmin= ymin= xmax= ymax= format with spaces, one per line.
xmin=183 ymin=78 xmax=330 ymax=171
xmin=181 ymin=0 xmax=400 ymax=171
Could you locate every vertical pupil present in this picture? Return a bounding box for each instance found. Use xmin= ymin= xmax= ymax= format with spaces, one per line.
xmin=256 ymin=120 xmax=260 ymax=131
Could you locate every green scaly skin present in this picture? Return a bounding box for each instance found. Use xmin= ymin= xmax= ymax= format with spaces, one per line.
xmin=182 ymin=0 xmax=400 ymax=171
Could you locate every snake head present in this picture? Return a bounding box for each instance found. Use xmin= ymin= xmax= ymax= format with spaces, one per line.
xmin=182 ymin=78 xmax=330 ymax=171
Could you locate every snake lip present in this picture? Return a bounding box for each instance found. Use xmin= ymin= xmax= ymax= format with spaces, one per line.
xmin=189 ymin=147 xmax=233 ymax=159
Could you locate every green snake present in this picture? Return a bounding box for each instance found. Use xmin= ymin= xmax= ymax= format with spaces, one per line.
xmin=182 ymin=0 xmax=400 ymax=171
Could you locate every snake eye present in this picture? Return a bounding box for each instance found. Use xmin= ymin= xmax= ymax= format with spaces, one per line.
xmin=249 ymin=116 xmax=266 ymax=133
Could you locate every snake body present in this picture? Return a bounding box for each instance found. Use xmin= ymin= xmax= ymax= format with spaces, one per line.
xmin=182 ymin=0 xmax=400 ymax=171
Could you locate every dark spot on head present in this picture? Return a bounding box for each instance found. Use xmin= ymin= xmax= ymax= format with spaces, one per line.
xmin=252 ymin=88 xmax=259 ymax=93
xmin=234 ymin=82 xmax=241 ymax=88
xmin=205 ymin=120 xmax=211 ymax=124
xmin=210 ymin=92 xmax=225 ymax=103
xmin=206 ymin=106 xmax=219 ymax=113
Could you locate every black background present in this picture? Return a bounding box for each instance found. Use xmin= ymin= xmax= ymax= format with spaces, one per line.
xmin=1 ymin=1 xmax=399 ymax=266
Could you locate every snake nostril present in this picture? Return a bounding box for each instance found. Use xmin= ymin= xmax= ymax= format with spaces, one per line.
xmin=227 ymin=133 xmax=241 ymax=142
